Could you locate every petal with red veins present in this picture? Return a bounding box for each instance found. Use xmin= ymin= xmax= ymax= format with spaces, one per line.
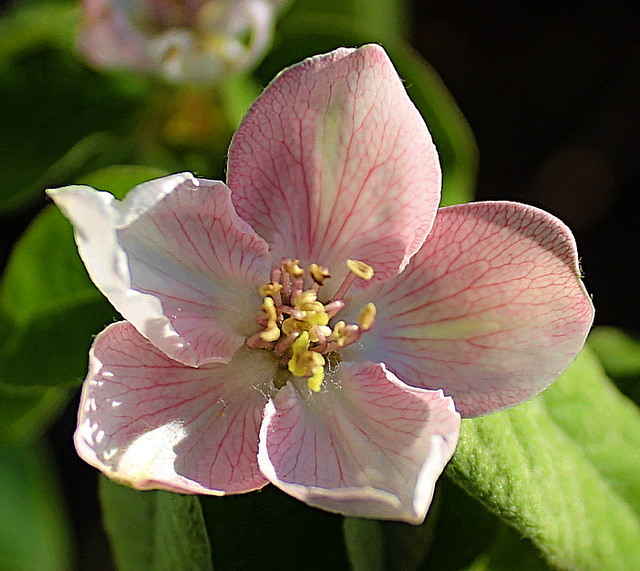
xmin=228 ymin=44 xmax=440 ymax=284
xmin=345 ymin=201 xmax=594 ymax=417
xmin=75 ymin=321 xmax=275 ymax=494
xmin=48 ymin=174 xmax=271 ymax=366
xmin=257 ymin=362 xmax=460 ymax=524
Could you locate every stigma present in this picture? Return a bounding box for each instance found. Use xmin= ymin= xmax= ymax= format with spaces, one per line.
xmin=246 ymin=258 xmax=377 ymax=392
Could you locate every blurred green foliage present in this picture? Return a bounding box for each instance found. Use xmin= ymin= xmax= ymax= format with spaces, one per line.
xmin=0 ymin=443 xmax=72 ymax=570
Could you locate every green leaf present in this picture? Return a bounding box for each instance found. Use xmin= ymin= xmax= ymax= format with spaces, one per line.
xmin=343 ymin=519 xmax=385 ymax=571
xmin=0 ymin=384 xmax=69 ymax=444
xmin=0 ymin=299 xmax=118 ymax=388
xmin=0 ymin=207 xmax=102 ymax=324
xmin=200 ymin=485 xmax=349 ymax=570
xmin=0 ymin=3 xmax=148 ymax=214
xmin=0 ymin=442 xmax=73 ymax=570
xmin=285 ymin=0 xmax=409 ymax=41
xmin=0 ymin=204 xmax=118 ymax=388
xmin=420 ymin=477 xmax=499 ymax=571
xmin=447 ymin=346 xmax=640 ymax=570
xmin=464 ymin=524 xmax=551 ymax=571
xmin=0 ymin=1 xmax=76 ymax=58
xmin=100 ymin=477 xmax=213 ymax=571
xmin=260 ymin=19 xmax=478 ymax=207
xmin=218 ymin=75 xmax=262 ymax=130
xmin=588 ymin=326 xmax=640 ymax=404
xmin=343 ymin=493 xmax=439 ymax=571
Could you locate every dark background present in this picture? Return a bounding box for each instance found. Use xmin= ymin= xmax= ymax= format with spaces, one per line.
xmin=412 ymin=0 xmax=640 ymax=332
xmin=1 ymin=0 xmax=639 ymax=568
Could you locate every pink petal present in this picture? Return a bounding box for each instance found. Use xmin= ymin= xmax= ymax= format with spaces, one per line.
xmin=48 ymin=174 xmax=271 ymax=366
xmin=75 ymin=321 xmax=274 ymax=494
xmin=344 ymin=201 xmax=594 ymax=417
xmin=228 ymin=44 xmax=440 ymax=284
xmin=257 ymin=362 xmax=460 ymax=524
xmin=78 ymin=0 xmax=153 ymax=71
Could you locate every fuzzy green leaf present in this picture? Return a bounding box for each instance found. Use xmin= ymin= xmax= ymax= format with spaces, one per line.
xmin=447 ymin=346 xmax=640 ymax=570
xmin=588 ymin=326 xmax=640 ymax=405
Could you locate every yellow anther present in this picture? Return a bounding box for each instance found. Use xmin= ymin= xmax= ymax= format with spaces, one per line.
xmin=287 ymin=332 xmax=326 ymax=389
xmin=307 ymin=363 xmax=325 ymax=392
xmin=282 ymin=317 xmax=310 ymax=335
xmin=259 ymin=282 xmax=283 ymax=297
xmin=309 ymin=263 xmax=331 ymax=285
xmin=305 ymin=310 xmax=329 ymax=327
xmin=309 ymin=325 xmax=332 ymax=343
xmin=283 ymin=259 xmax=305 ymax=278
xmin=261 ymin=296 xmax=277 ymax=322
xmin=288 ymin=332 xmax=311 ymax=377
xmin=358 ymin=302 xmax=377 ymax=331
xmin=328 ymin=320 xmax=348 ymax=346
xmin=309 ymin=351 xmax=325 ymax=369
xmin=260 ymin=321 xmax=281 ymax=342
xmin=346 ymin=259 xmax=374 ymax=281
xmin=293 ymin=289 xmax=318 ymax=308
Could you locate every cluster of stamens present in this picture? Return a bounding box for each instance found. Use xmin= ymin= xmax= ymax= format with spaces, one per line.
xmin=246 ymin=258 xmax=377 ymax=392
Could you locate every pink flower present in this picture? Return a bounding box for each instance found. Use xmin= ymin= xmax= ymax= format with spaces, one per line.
xmin=48 ymin=45 xmax=593 ymax=523
xmin=77 ymin=0 xmax=288 ymax=83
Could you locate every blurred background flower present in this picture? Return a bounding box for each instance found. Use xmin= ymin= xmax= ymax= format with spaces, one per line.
xmin=78 ymin=0 xmax=290 ymax=83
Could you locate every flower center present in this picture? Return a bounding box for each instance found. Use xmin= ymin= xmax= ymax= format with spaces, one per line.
xmin=246 ymin=258 xmax=377 ymax=392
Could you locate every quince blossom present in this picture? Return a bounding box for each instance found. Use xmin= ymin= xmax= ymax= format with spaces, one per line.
xmin=49 ymin=45 xmax=594 ymax=523
xmin=78 ymin=0 xmax=288 ymax=83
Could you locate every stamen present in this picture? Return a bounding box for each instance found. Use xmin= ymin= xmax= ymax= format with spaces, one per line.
xmin=282 ymin=316 xmax=309 ymax=335
xmin=333 ymin=259 xmax=375 ymax=301
xmin=310 ymin=263 xmax=331 ymax=285
xmin=325 ymin=324 xmax=361 ymax=352
xmin=279 ymin=306 xmax=305 ymax=320
xmin=309 ymin=325 xmax=331 ymax=349
xmin=294 ymin=289 xmax=318 ymax=308
xmin=324 ymin=300 xmax=345 ymax=318
xmin=261 ymin=297 xmax=278 ymax=323
xmin=358 ymin=302 xmax=377 ymax=331
xmin=246 ymin=331 xmax=274 ymax=349
xmin=283 ymin=258 xmax=305 ymax=279
xmin=259 ymin=282 xmax=283 ymax=298
xmin=274 ymin=331 xmax=300 ymax=355
xmin=291 ymin=278 xmax=304 ymax=303
xmin=260 ymin=321 xmax=281 ymax=342
xmin=307 ymin=364 xmax=325 ymax=392
xmin=346 ymin=259 xmax=374 ymax=280
xmin=251 ymin=258 xmax=376 ymax=394
xmin=280 ymin=259 xmax=292 ymax=302
xmin=270 ymin=268 xmax=282 ymax=284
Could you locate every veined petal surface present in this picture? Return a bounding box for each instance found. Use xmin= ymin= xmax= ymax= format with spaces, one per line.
xmin=257 ymin=362 xmax=460 ymax=524
xmin=228 ymin=44 xmax=440 ymax=284
xmin=48 ymin=175 xmax=271 ymax=365
xmin=345 ymin=202 xmax=594 ymax=417
xmin=75 ymin=322 xmax=274 ymax=494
